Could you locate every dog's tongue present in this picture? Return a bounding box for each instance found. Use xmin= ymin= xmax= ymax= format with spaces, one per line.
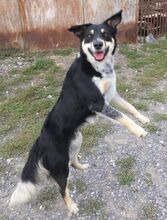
xmin=94 ymin=52 xmax=105 ymax=61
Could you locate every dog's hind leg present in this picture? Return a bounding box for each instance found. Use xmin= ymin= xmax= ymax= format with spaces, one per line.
xmin=49 ymin=163 xmax=78 ymax=216
xmin=112 ymin=93 xmax=150 ymax=124
xmin=69 ymin=131 xmax=89 ymax=170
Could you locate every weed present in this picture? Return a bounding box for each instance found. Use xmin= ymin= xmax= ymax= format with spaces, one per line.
xmin=0 ymin=48 xmax=22 ymax=60
xmin=142 ymin=203 xmax=157 ymax=219
xmin=144 ymin=123 xmax=159 ymax=133
xmin=80 ymin=198 xmax=104 ymax=216
xmin=36 ymin=186 xmax=59 ymax=210
xmin=75 ymin=179 xmax=87 ymax=194
xmin=116 ymin=155 xmax=135 ymax=185
xmin=144 ymin=173 xmax=153 ymax=187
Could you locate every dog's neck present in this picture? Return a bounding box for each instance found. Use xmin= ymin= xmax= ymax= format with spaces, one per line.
xmin=90 ymin=55 xmax=114 ymax=77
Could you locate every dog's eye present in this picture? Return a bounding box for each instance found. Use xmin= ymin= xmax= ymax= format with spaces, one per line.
xmin=86 ymin=34 xmax=93 ymax=39
xmin=103 ymin=32 xmax=110 ymax=37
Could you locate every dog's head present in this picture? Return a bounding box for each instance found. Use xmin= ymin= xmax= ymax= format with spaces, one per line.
xmin=69 ymin=10 xmax=122 ymax=62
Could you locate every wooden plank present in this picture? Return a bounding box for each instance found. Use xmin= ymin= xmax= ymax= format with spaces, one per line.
xmin=22 ymin=0 xmax=83 ymax=50
xmin=0 ymin=0 xmax=24 ymax=48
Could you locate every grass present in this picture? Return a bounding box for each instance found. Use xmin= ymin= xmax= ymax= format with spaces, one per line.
xmin=130 ymin=101 xmax=149 ymax=111
xmin=81 ymin=121 xmax=111 ymax=154
xmin=0 ymin=57 xmax=64 ymax=158
xmin=153 ymin=113 xmax=167 ymax=122
xmin=144 ymin=123 xmax=159 ymax=133
xmin=36 ymin=186 xmax=59 ymax=210
xmin=144 ymin=173 xmax=153 ymax=187
xmin=80 ymin=198 xmax=104 ymax=216
xmin=54 ymin=48 xmax=78 ymax=56
xmin=142 ymin=203 xmax=157 ymax=219
xmin=0 ymin=48 xmax=22 ymax=60
xmin=0 ymin=164 xmax=6 ymax=176
xmin=119 ymin=38 xmax=167 ymax=90
xmin=146 ymin=91 xmax=167 ymax=103
xmin=116 ymin=155 xmax=136 ymax=185
xmin=72 ymin=179 xmax=87 ymax=194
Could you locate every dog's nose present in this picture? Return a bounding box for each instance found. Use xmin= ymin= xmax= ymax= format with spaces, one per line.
xmin=93 ymin=41 xmax=103 ymax=50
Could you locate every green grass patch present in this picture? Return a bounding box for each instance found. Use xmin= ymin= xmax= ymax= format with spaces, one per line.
xmin=80 ymin=199 xmax=104 ymax=216
xmin=0 ymin=48 xmax=22 ymax=60
xmin=116 ymin=155 xmax=135 ymax=185
xmin=75 ymin=179 xmax=87 ymax=194
xmin=0 ymin=164 xmax=6 ymax=176
xmin=36 ymin=186 xmax=59 ymax=210
xmin=54 ymin=48 xmax=78 ymax=56
xmin=142 ymin=203 xmax=157 ymax=220
xmin=119 ymin=45 xmax=143 ymax=60
xmin=120 ymin=39 xmax=167 ymax=91
xmin=0 ymin=120 xmax=43 ymax=158
xmin=81 ymin=120 xmax=111 ymax=154
xmin=146 ymin=91 xmax=167 ymax=103
xmin=144 ymin=173 xmax=153 ymax=187
xmin=130 ymin=101 xmax=149 ymax=111
xmin=144 ymin=123 xmax=159 ymax=133
xmin=153 ymin=113 xmax=167 ymax=122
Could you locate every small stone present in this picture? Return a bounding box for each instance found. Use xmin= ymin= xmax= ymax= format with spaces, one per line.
xmin=17 ymin=62 xmax=23 ymax=66
xmin=39 ymin=205 xmax=43 ymax=210
xmin=7 ymin=158 xmax=13 ymax=164
xmin=6 ymin=91 xmax=9 ymax=94
xmin=47 ymin=95 xmax=52 ymax=99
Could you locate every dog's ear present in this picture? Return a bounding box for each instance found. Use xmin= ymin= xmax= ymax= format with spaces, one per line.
xmin=69 ymin=23 xmax=92 ymax=39
xmin=104 ymin=10 xmax=122 ymax=28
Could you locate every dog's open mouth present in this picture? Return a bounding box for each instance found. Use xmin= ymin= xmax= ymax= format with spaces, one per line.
xmin=88 ymin=47 xmax=109 ymax=61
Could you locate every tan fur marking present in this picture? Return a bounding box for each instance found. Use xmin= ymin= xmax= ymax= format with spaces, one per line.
xmin=112 ymin=95 xmax=150 ymax=124
xmin=117 ymin=114 xmax=147 ymax=137
xmin=64 ymin=186 xmax=78 ymax=216
xmin=99 ymin=80 xmax=111 ymax=94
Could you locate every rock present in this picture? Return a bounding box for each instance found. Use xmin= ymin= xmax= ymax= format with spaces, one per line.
xmin=145 ymin=33 xmax=157 ymax=44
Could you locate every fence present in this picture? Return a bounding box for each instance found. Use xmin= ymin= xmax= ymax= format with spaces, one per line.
xmin=138 ymin=0 xmax=167 ymax=42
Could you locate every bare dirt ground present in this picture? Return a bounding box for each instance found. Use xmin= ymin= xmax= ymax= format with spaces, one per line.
xmin=0 ymin=42 xmax=167 ymax=220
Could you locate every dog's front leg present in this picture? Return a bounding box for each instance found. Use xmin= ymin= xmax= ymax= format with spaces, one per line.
xmin=99 ymin=104 xmax=147 ymax=137
xmin=112 ymin=94 xmax=150 ymax=124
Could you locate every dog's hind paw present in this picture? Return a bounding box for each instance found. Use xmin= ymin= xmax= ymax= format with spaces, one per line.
xmin=67 ymin=200 xmax=79 ymax=217
xmin=72 ymin=162 xmax=89 ymax=170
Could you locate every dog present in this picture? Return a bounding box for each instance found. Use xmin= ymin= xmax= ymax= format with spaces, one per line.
xmin=9 ymin=10 xmax=149 ymax=215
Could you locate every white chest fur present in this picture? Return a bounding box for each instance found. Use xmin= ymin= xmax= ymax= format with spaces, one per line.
xmin=92 ymin=57 xmax=117 ymax=104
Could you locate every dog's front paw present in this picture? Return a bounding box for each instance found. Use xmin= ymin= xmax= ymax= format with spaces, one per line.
xmin=138 ymin=114 xmax=150 ymax=124
xmin=133 ymin=125 xmax=147 ymax=137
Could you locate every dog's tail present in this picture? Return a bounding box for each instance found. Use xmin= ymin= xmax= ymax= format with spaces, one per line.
xmin=9 ymin=147 xmax=40 ymax=207
xmin=9 ymin=181 xmax=37 ymax=207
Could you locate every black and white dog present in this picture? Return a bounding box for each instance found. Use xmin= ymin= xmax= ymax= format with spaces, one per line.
xmin=9 ymin=10 xmax=149 ymax=215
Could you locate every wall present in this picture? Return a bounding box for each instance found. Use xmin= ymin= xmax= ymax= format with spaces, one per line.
xmin=0 ymin=0 xmax=139 ymax=51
